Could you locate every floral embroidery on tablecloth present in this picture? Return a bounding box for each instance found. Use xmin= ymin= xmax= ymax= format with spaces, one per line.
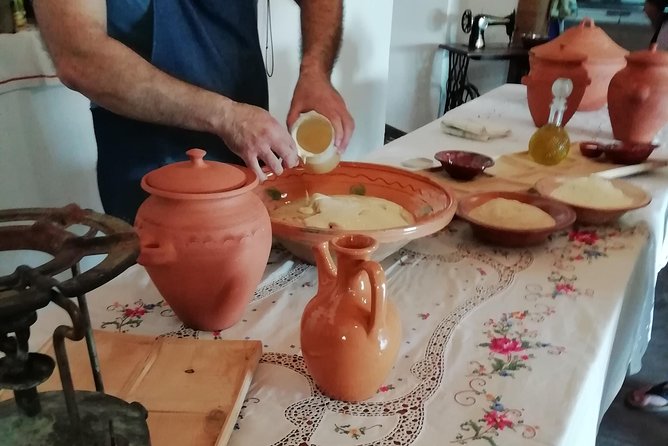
xmin=451 ymin=224 xmax=648 ymax=444
xmin=469 ymin=306 xmax=564 ymax=379
xmin=334 ymin=423 xmax=383 ymax=440
xmin=101 ymin=299 xmax=171 ymax=332
xmin=418 ymin=313 xmax=430 ymax=320
xmin=549 ymin=226 xmax=632 ymax=273
xmin=377 ymin=384 xmax=395 ymax=393
xmin=453 ymin=380 xmax=538 ymax=445
xmin=523 ymin=226 xmax=640 ymax=301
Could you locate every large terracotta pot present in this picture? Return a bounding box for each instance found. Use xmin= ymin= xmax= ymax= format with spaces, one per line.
xmin=301 ymin=234 xmax=401 ymax=402
xmin=531 ymin=18 xmax=628 ymax=111
xmin=608 ymin=44 xmax=668 ymax=144
xmin=522 ymin=45 xmax=590 ymax=127
xmin=135 ymin=149 xmax=272 ymax=331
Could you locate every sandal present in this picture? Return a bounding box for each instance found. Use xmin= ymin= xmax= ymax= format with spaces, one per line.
xmin=625 ymin=381 xmax=668 ymax=412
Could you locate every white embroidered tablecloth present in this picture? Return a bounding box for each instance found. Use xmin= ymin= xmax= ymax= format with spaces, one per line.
xmin=27 ymin=219 xmax=648 ymax=446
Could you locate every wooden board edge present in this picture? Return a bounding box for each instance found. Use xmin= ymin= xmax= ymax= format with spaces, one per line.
xmin=214 ymin=343 xmax=262 ymax=446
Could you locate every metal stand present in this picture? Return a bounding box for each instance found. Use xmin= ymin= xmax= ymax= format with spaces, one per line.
xmin=0 ymin=205 xmax=150 ymax=446
xmin=438 ymin=43 xmax=530 ymax=116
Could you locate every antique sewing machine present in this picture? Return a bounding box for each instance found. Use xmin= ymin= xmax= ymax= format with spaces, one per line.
xmin=461 ymin=9 xmax=516 ymax=50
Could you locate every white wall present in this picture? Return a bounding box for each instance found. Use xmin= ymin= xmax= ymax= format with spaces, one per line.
xmin=258 ymin=0 xmax=394 ymax=159
xmin=386 ymin=0 xmax=516 ymax=133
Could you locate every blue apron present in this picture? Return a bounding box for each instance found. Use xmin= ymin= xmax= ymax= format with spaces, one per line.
xmin=94 ymin=0 xmax=268 ymax=222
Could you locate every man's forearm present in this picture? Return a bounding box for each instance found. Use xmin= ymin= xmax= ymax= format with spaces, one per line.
xmin=298 ymin=0 xmax=343 ymax=77
xmin=34 ymin=1 xmax=231 ymax=136
xmin=57 ymin=37 xmax=230 ymax=134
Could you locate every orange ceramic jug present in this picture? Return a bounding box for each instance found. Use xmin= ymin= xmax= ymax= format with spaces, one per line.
xmin=301 ymin=234 xmax=401 ymax=402
xmin=531 ymin=18 xmax=628 ymax=111
xmin=522 ymin=44 xmax=590 ymax=128
xmin=135 ymin=149 xmax=272 ymax=331
xmin=608 ymin=44 xmax=668 ymax=144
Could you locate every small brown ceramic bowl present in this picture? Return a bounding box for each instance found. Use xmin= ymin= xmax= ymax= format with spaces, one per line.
xmin=456 ymin=191 xmax=576 ymax=247
xmin=534 ymin=175 xmax=652 ymax=225
xmin=434 ymin=150 xmax=495 ymax=181
xmin=579 ymin=141 xmax=605 ymax=158
xmin=602 ymin=142 xmax=658 ymax=165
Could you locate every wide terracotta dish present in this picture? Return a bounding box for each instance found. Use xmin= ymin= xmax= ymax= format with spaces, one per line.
xmin=456 ymin=191 xmax=576 ymax=247
xmin=254 ymin=162 xmax=458 ymax=263
xmin=534 ymin=175 xmax=651 ymax=225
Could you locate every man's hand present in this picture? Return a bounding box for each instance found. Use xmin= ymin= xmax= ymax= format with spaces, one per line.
xmin=217 ymin=102 xmax=299 ymax=181
xmin=287 ymin=70 xmax=354 ymax=152
xmin=291 ymin=0 xmax=353 ymax=152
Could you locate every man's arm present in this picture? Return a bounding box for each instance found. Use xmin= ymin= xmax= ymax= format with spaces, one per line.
xmin=287 ymin=0 xmax=354 ymax=151
xmin=34 ymin=0 xmax=296 ymax=178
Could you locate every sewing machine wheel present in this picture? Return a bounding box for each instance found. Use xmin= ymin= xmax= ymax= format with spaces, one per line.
xmin=461 ymin=9 xmax=472 ymax=34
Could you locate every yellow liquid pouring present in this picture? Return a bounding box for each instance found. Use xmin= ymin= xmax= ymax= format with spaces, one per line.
xmin=296 ymin=118 xmax=333 ymax=154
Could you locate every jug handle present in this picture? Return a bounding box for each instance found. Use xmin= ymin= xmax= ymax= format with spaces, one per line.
xmin=361 ymin=261 xmax=387 ymax=338
xmin=137 ymin=241 xmax=177 ymax=266
xmin=633 ymin=86 xmax=651 ymax=104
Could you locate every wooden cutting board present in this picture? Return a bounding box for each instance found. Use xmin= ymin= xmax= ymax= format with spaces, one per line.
xmin=421 ymin=144 xmax=667 ymax=198
xmin=1 ymin=331 xmax=262 ymax=446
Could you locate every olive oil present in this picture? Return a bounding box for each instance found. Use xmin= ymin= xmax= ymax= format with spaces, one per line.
xmin=528 ymin=78 xmax=572 ymax=166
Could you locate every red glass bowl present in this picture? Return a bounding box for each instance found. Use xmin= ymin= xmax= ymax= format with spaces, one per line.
xmin=603 ymin=142 xmax=658 ymax=165
xmin=434 ymin=150 xmax=495 ymax=181
xmin=579 ymin=141 xmax=605 ymax=158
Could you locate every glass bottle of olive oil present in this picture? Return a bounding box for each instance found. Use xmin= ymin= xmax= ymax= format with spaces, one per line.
xmin=528 ymin=78 xmax=573 ymax=166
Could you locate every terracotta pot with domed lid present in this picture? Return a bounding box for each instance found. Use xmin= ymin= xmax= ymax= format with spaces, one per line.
xmin=608 ymin=44 xmax=668 ymax=144
xmin=134 ymin=148 xmax=272 ymax=331
xmin=531 ymin=18 xmax=628 ymax=111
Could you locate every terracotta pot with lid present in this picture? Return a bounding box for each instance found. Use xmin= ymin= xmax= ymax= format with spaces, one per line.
xmin=522 ymin=44 xmax=590 ymax=127
xmin=134 ymin=148 xmax=272 ymax=331
xmin=608 ymin=44 xmax=668 ymax=144
xmin=531 ymin=18 xmax=628 ymax=111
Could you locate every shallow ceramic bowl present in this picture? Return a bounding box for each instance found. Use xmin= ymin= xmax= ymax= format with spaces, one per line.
xmin=534 ymin=175 xmax=652 ymax=225
xmin=456 ymin=191 xmax=576 ymax=247
xmin=255 ymin=162 xmax=458 ymax=263
xmin=602 ymin=142 xmax=658 ymax=165
xmin=434 ymin=150 xmax=495 ymax=181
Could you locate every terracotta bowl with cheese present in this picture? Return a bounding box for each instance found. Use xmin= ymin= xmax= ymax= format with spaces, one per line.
xmin=254 ymin=162 xmax=458 ymax=263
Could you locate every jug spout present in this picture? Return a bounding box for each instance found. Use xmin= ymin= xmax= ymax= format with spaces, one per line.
xmin=313 ymin=241 xmax=337 ymax=285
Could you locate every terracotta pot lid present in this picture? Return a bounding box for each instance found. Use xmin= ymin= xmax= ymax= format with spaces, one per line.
xmin=142 ymin=148 xmax=250 ymax=195
xmin=530 ymin=43 xmax=587 ymax=63
xmin=627 ymin=44 xmax=668 ymax=66
xmin=532 ymin=17 xmax=628 ymax=61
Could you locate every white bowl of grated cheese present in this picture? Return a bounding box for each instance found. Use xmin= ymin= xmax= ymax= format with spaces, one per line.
xmin=534 ymin=175 xmax=651 ymax=225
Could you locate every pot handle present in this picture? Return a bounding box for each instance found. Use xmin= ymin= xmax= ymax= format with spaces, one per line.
xmin=361 ymin=260 xmax=387 ymax=339
xmin=137 ymin=241 xmax=177 ymax=266
xmin=633 ymin=85 xmax=651 ymax=104
xmin=521 ymin=75 xmax=530 ymax=86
